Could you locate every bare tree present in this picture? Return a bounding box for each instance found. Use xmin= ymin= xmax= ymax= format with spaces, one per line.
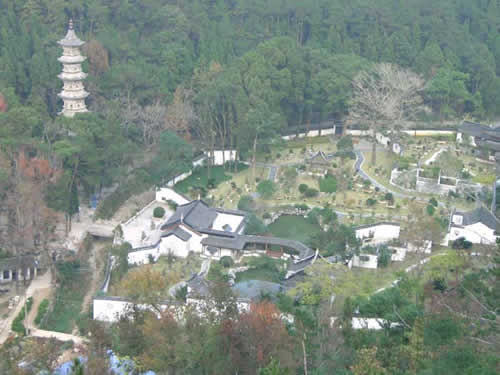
xmin=141 ymin=99 xmax=167 ymax=146
xmin=164 ymin=86 xmax=197 ymax=139
xmin=350 ymin=63 xmax=426 ymax=165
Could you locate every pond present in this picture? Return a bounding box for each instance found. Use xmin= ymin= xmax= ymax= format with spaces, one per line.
xmin=268 ymin=215 xmax=322 ymax=244
xmin=232 ymin=280 xmax=283 ymax=299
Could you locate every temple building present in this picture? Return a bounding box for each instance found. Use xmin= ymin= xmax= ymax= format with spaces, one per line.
xmin=459 ymin=121 xmax=500 ymax=172
xmin=57 ymin=20 xmax=89 ymax=117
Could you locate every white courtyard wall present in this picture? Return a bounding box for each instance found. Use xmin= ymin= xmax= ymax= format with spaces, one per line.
xmin=205 ymin=150 xmax=237 ymax=166
xmin=159 ymin=235 xmax=190 ymax=258
xmin=352 ymin=254 xmax=378 ymax=269
xmin=156 ymin=188 xmax=190 ymax=205
xmin=93 ymin=298 xmax=135 ymax=322
xmin=446 ymin=223 xmax=497 ymax=245
xmin=127 ymin=247 xmax=159 ymax=265
xmin=355 ymin=224 xmax=400 ymax=243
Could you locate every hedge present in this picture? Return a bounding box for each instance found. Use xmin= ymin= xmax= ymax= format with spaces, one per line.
xmin=34 ymin=298 xmax=50 ymax=326
xmin=12 ymin=297 xmax=33 ymax=334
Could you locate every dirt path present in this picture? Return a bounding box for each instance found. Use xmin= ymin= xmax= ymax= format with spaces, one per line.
xmin=81 ymin=240 xmax=109 ymax=316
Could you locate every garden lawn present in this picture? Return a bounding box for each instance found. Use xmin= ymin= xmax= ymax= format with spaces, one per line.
xmin=41 ymin=261 xmax=90 ymax=333
xmin=268 ymin=215 xmax=322 ymax=244
xmin=175 ymin=166 xmax=233 ymax=194
xmin=235 ymin=267 xmax=282 ymax=283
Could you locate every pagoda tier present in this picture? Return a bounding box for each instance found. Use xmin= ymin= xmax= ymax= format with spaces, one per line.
xmin=57 ymin=20 xmax=89 ymax=117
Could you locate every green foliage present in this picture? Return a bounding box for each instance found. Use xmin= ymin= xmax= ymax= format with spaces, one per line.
xmin=206 ymin=262 xmax=229 ymax=283
xmin=319 ymin=176 xmax=337 ymax=193
xmin=377 ymin=246 xmax=392 ymax=268
xmin=244 ymin=214 xmax=268 ymax=235
xmin=175 ymin=166 xmax=231 ymax=194
xmin=41 ymin=260 xmax=90 ymax=333
xmin=34 ymin=298 xmax=50 ymax=326
xmin=298 ymin=184 xmax=309 ymax=194
xmin=219 ymin=256 xmax=234 ymax=268
xmin=153 ymin=206 xmax=165 ymax=218
xmin=384 ymin=192 xmax=394 ymax=204
xmin=426 ymin=204 xmax=435 ymax=216
xmin=337 ymin=135 xmax=353 ymax=152
xmin=238 ymin=195 xmax=256 ymax=212
xmin=452 ymin=237 xmax=472 ymax=250
xmin=11 ymin=297 xmax=33 ymax=334
xmin=304 ymin=187 xmax=319 ymax=197
xmin=429 ymin=197 xmax=438 ymax=207
xmin=257 ymin=180 xmax=277 ymax=199
xmin=366 ymin=198 xmax=377 ymax=206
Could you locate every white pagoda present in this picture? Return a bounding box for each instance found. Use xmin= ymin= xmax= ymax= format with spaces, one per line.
xmin=57 ymin=19 xmax=89 ymax=117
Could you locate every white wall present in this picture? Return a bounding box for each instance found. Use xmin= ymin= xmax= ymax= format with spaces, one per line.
xmin=446 ymin=223 xmax=497 ymax=245
xmin=159 ymin=235 xmax=190 ymax=258
xmin=156 ymin=188 xmax=190 ymax=205
xmin=205 ymin=150 xmax=237 ymax=166
xmin=166 ymin=170 xmax=192 ymax=187
xmin=127 ymin=247 xmax=159 ymax=265
xmin=352 ymin=254 xmax=378 ymax=269
xmin=401 ymin=130 xmax=455 ymax=136
xmin=346 ymin=129 xmax=372 ymax=137
xmin=390 ymin=247 xmax=407 ymax=262
xmin=93 ymin=298 xmax=135 ymax=322
xmin=355 ymin=224 xmax=400 ymax=244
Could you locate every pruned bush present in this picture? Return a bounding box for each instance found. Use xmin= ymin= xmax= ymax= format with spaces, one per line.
xmin=304 ymin=188 xmax=319 ymax=197
xmin=429 ymin=197 xmax=438 ymax=207
xmin=452 ymin=237 xmax=472 ymax=250
xmin=153 ymin=206 xmax=166 ymax=218
xmin=244 ymin=214 xmax=268 ymax=235
xmin=219 ymin=256 xmax=234 ymax=268
xmin=366 ymin=198 xmax=377 ymax=206
xmin=298 ymin=183 xmax=309 ymax=194
xmin=294 ymin=203 xmax=309 ymax=211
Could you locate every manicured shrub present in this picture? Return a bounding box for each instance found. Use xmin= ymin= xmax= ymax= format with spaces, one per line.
xmin=452 ymin=237 xmax=472 ymax=250
xmin=384 ymin=193 xmax=394 ymax=204
xmin=219 ymin=256 xmax=234 ymax=268
xmin=153 ymin=206 xmax=166 ymax=218
xmin=319 ymin=176 xmax=337 ymax=193
xmin=429 ymin=197 xmax=438 ymax=207
xmin=262 ymin=212 xmax=272 ymax=219
xmin=294 ymin=203 xmax=309 ymax=211
xmin=299 ymin=184 xmax=309 ymax=194
xmin=366 ymin=198 xmax=377 ymax=206
xmin=304 ymin=188 xmax=319 ymax=197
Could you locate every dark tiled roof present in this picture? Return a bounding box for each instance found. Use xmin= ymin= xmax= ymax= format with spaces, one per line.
xmin=163 ymin=227 xmax=192 ymax=241
xmin=455 ymin=207 xmax=499 ymax=230
xmin=162 ymin=200 xmax=218 ymax=231
xmin=201 ymin=234 xmax=313 ymax=259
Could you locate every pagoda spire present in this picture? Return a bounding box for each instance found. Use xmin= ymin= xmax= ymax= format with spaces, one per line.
xmin=57 ymin=19 xmax=89 ymax=117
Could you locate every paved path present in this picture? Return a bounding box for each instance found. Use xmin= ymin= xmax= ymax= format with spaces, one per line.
xmin=354 ymin=150 xmax=409 ymax=199
xmin=0 ymin=270 xmax=52 ymax=345
xmin=28 ymin=327 xmax=87 ymax=345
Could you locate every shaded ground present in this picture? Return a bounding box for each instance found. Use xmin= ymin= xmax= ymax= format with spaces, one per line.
xmin=232 ymin=280 xmax=283 ymax=299
xmin=268 ymin=215 xmax=322 ymax=244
